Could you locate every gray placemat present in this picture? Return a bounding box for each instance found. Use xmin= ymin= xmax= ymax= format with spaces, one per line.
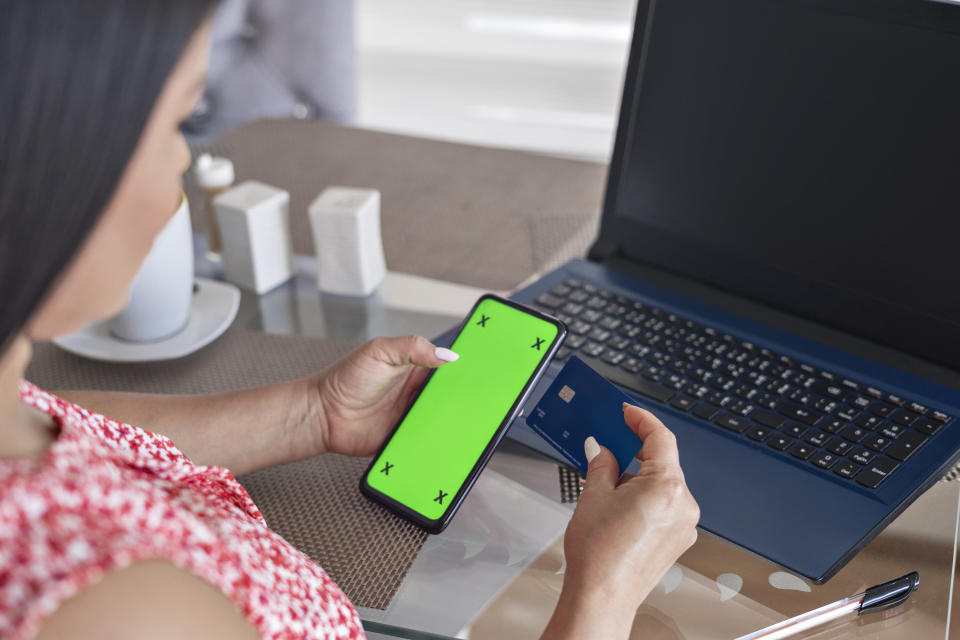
xmin=26 ymin=330 xmax=429 ymax=610
xmin=186 ymin=119 xmax=607 ymax=291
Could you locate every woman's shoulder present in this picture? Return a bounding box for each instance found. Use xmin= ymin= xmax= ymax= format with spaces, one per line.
xmin=34 ymin=559 xmax=261 ymax=640
xmin=4 ymin=382 xmax=366 ymax=640
xmin=18 ymin=380 xmax=192 ymax=471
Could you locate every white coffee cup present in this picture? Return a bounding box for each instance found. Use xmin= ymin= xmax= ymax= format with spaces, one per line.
xmin=109 ymin=194 xmax=194 ymax=342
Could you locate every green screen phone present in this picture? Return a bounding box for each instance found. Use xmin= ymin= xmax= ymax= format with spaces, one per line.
xmin=360 ymin=294 xmax=566 ymax=532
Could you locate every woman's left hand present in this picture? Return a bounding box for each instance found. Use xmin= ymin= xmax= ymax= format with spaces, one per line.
xmin=308 ymin=336 xmax=458 ymax=458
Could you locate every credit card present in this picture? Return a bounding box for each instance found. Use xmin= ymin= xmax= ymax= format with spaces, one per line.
xmin=526 ymin=355 xmax=643 ymax=475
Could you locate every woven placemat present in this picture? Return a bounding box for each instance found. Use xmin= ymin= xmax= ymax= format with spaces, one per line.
xmin=186 ymin=120 xmax=606 ymax=291
xmin=26 ymin=330 xmax=429 ymax=610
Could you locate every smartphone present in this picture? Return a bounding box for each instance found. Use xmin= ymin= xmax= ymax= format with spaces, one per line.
xmin=360 ymin=294 xmax=567 ymax=533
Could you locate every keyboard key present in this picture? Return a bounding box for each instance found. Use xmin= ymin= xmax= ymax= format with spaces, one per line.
xmin=756 ymin=394 xmax=780 ymax=410
xmin=685 ymin=384 xmax=710 ymax=399
xmin=856 ymin=458 xmax=899 ymax=489
xmin=891 ymin=410 xmax=919 ymax=427
xmin=779 ymin=404 xmax=824 ymax=426
xmin=569 ymin=320 xmax=591 ymax=335
xmin=914 ymin=418 xmax=943 ymax=436
xmin=568 ymin=290 xmax=589 ymax=303
xmin=621 ymin=358 xmax=643 ymax=374
xmin=841 ymin=426 xmax=868 ymax=443
xmin=869 ymin=402 xmax=895 ymax=417
xmin=601 ymin=351 xmax=625 ymax=366
xmin=804 ymin=430 xmax=829 ymax=447
xmin=908 ymin=402 xmax=928 ymax=415
xmin=566 ymin=335 xmax=586 ymax=350
xmin=707 ymin=391 xmax=731 ymax=408
xmin=664 ymin=374 xmax=686 ymax=390
xmin=812 ymin=381 xmax=848 ymax=399
xmin=827 ymin=438 xmax=854 ymax=456
xmin=617 ymin=321 xmax=637 ymax=335
xmin=767 ymin=435 xmax=794 ymax=451
xmin=565 ymin=278 xmax=582 ymax=288
xmin=822 ymin=418 xmax=845 ymax=434
xmin=746 ymin=426 xmax=772 ymax=442
xmin=783 ymin=423 xmax=808 ymax=438
xmin=535 ymin=293 xmax=564 ymax=309
xmin=879 ymin=423 xmax=907 ymax=439
xmin=932 ymin=410 xmax=952 ymax=422
xmin=854 ymin=414 xmax=881 ymax=430
xmin=670 ymin=396 xmax=695 ymax=412
xmin=728 ymin=401 xmax=754 ymax=417
xmin=598 ymin=316 xmax=621 ymax=331
xmin=836 ymin=407 xmax=860 ymax=422
xmin=561 ymin=302 xmax=583 ymax=316
xmin=814 ymin=397 xmax=840 ymax=414
xmin=752 ymin=410 xmax=785 ymax=429
xmin=606 ymin=335 xmax=630 ymax=351
xmin=693 ymin=404 xmax=719 ymax=421
xmin=715 ymin=414 xmax=750 ymax=433
xmin=886 ymin=431 xmax=927 ymax=461
xmin=841 ymin=379 xmax=861 ymax=391
xmin=863 ymin=434 xmax=892 ymax=452
xmin=812 ymin=451 xmax=840 ymax=470
xmin=834 ymin=461 xmax=862 ymax=479
xmin=849 ymin=449 xmax=876 ymax=466
xmin=886 ymin=393 xmax=905 ymax=407
xmin=582 ymin=342 xmax=604 ymax=358
xmin=550 ymin=284 xmax=572 ymax=297
xmin=555 ymin=346 xmax=572 ymax=360
xmin=628 ymin=342 xmax=651 ymax=356
xmin=588 ymin=328 xmax=611 ymax=342
xmin=789 ymin=443 xmax=816 ymax=460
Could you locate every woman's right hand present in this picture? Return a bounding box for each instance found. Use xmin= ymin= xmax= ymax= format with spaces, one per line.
xmin=542 ymin=404 xmax=700 ymax=639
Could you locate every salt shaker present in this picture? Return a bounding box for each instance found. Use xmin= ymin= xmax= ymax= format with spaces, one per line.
xmin=194 ymin=153 xmax=235 ymax=259
xmin=214 ymin=180 xmax=293 ymax=294
xmin=308 ymin=187 xmax=386 ymax=296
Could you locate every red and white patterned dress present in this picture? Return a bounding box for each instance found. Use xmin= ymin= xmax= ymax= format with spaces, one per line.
xmin=0 ymin=381 xmax=365 ymax=639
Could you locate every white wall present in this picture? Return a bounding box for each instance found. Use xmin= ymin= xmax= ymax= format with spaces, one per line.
xmin=355 ymin=0 xmax=636 ymax=161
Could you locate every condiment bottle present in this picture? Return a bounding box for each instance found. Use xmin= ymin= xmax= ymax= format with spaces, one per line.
xmin=194 ymin=153 xmax=235 ymax=259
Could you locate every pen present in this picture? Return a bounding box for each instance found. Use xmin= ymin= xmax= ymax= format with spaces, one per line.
xmin=735 ymin=572 xmax=919 ymax=640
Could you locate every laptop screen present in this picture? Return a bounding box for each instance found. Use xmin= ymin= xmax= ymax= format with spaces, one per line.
xmin=596 ymin=0 xmax=960 ymax=369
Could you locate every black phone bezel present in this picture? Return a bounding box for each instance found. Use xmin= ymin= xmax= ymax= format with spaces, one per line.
xmin=358 ymin=293 xmax=567 ymax=534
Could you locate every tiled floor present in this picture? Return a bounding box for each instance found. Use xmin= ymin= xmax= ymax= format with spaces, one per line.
xmin=356 ymin=0 xmax=636 ymax=161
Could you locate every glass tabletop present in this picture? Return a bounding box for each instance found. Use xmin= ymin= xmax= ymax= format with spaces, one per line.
xmin=197 ymin=245 xmax=960 ymax=639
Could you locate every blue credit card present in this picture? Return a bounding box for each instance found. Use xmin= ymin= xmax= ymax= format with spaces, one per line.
xmin=526 ymin=356 xmax=643 ymax=475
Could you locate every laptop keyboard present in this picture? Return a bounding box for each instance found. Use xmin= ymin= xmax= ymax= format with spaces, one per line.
xmin=531 ymin=279 xmax=953 ymax=491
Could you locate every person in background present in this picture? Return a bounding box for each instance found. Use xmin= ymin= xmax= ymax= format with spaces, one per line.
xmin=0 ymin=2 xmax=699 ymax=639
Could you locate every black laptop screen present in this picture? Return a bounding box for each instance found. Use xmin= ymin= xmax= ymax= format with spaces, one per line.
xmin=600 ymin=0 xmax=960 ymax=369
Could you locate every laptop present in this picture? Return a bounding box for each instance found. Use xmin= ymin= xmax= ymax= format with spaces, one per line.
xmin=438 ymin=0 xmax=960 ymax=583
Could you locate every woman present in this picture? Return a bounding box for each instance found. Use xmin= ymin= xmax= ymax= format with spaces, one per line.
xmin=0 ymin=2 xmax=700 ymax=639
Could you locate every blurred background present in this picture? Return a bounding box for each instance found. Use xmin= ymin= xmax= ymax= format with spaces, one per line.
xmin=184 ymin=0 xmax=636 ymax=162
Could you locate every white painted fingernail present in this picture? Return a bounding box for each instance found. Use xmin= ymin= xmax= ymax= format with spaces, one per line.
xmin=434 ymin=347 xmax=459 ymax=362
xmin=584 ymin=436 xmax=601 ymax=462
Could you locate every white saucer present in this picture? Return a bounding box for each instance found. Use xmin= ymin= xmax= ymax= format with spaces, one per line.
xmin=53 ymin=278 xmax=241 ymax=363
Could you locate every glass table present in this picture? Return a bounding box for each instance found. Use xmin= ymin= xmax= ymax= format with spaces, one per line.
xmin=197 ymin=247 xmax=960 ymax=640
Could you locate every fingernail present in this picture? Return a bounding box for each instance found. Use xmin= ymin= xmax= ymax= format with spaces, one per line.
xmin=434 ymin=347 xmax=459 ymax=362
xmin=584 ymin=436 xmax=601 ymax=462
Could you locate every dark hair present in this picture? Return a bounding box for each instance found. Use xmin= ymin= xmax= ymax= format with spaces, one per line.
xmin=0 ymin=1 xmax=218 ymax=353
